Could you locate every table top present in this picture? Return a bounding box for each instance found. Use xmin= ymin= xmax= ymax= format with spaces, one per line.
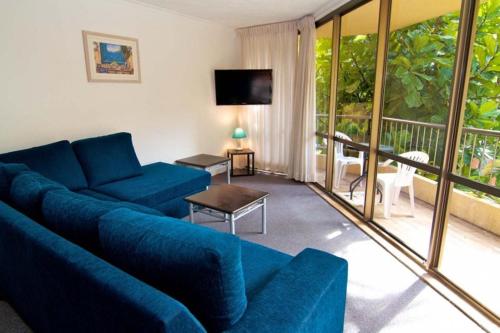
xmin=346 ymin=142 xmax=393 ymax=153
xmin=175 ymin=154 xmax=229 ymax=168
xmin=185 ymin=184 xmax=269 ymax=214
xmin=227 ymin=148 xmax=254 ymax=155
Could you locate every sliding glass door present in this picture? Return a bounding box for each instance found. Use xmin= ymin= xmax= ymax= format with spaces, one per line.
xmin=313 ymin=0 xmax=499 ymax=320
xmin=438 ymin=0 xmax=500 ymax=317
xmin=373 ymin=0 xmax=462 ymax=259
xmin=332 ymin=0 xmax=380 ymax=214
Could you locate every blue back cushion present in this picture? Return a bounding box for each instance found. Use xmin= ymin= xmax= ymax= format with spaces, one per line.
xmin=9 ymin=171 xmax=66 ymax=219
xmin=0 ymin=141 xmax=88 ymax=190
xmin=99 ymin=209 xmax=248 ymax=331
xmin=72 ymin=133 xmax=143 ymax=187
xmin=41 ymin=190 xmax=163 ymax=252
xmin=0 ymin=163 xmax=30 ymax=201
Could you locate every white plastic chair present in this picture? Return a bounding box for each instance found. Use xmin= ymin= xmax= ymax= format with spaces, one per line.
xmin=377 ymin=151 xmax=429 ymax=219
xmin=334 ymin=132 xmax=364 ymax=188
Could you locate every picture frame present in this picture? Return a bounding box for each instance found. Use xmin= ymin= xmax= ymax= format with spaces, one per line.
xmin=82 ymin=31 xmax=141 ymax=83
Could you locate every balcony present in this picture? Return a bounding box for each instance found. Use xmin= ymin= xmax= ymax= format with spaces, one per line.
xmin=315 ymin=115 xmax=500 ymax=314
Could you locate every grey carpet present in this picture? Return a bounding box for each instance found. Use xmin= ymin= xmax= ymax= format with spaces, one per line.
xmin=0 ymin=301 xmax=31 ymax=333
xmin=196 ymin=173 xmax=484 ymax=333
xmin=0 ymin=173 xmax=484 ymax=332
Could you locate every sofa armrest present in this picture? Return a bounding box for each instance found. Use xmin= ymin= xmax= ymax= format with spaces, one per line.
xmin=226 ymin=248 xmax=348 ymax=333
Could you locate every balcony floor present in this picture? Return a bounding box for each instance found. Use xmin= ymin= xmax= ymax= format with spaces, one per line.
xmin=318 ymin=170 xmax=500 ymax=314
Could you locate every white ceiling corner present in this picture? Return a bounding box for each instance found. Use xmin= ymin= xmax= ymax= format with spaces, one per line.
xmin=125 ymin=0 xmax=346 ymax=28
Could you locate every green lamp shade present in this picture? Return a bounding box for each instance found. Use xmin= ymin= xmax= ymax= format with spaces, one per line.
xmin=232 ymin=127 xmax=247 ymax=139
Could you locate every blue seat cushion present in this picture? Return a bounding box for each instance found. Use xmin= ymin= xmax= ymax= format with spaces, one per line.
xmin=9 ymin=171 xmax=66 ymax=219
xmin=240 ymin=240 xmax=292 ymax=299
xmin=93 ymin=162 xmax=211 ymax=209
xmin=77 ymin=188 xmax=120 ymax=202
xmin=99 ymin=209 xmax=247 ymax=331
xmin=0 ymin=163 xmax=29 ymax=201
xmin=0 ymin=141 xmax=88 ymax=190
xmin=72 ymin=132 xmax=143 ymax=187
xmin=41 ymin=190 xmax=163 ymax=252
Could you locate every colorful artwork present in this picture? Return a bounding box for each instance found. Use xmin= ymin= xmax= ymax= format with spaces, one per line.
xmin=83 ymin=31 xmax=140 ymax=82
xmin=93 ymin=42 xmax=134 ymax=75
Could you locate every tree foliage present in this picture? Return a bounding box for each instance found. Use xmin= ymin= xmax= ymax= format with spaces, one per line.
xmin=315 ymin=0 xmax=499 ymax=191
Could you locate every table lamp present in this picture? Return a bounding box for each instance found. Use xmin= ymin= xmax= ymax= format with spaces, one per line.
xmin=232 ymin=127 xmax=247 ymax=150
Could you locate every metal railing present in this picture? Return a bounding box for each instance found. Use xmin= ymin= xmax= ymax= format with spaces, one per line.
xmin=315 ymin=114 xmax=500 ymax=187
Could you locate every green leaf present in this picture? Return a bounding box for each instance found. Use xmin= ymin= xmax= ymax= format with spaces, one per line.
xmin=413 ymin=35 xmax=429 ymax=51
xmin=404 ymin=88 xmax=423 ymax=108
xmin=483 ymin=34 xmax=497 ymax=56
xmin=393 ymin=55 xmax=412 ymax=69
xmin=475 ymin=45 xmax=487 ymax=68
xmin=479 ymin=100 xmax=498 ymax=114
xmin=345 ymin=81 xmax=360 ymax=94
xmin=486 ymin=65 xmax=500 ymax=72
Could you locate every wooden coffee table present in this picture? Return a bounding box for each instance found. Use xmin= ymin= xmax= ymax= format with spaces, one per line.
xmin=185 ymin=184 xmax=269 ymax=235
xmin=175 ymin=154 xmax=231 ymax=184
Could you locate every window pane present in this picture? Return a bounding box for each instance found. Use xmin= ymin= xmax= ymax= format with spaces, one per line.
xmin=454 ymin=0 xmax=500 ymax=189
xmin=440 ymin=184 xmax=500 ymax=316
xmin=381 ymin=0 xmax=462 ymax=168
xmin=315 ymin=21 xmax=333 ymax=187
xmin=332 ymin=0 xmax=380 ymax=214
xmin=335 ymin=0 xmax=379 ymax=145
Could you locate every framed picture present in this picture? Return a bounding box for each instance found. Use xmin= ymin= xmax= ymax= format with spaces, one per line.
xmin=82 ymin=31 xmax=141 ymax=83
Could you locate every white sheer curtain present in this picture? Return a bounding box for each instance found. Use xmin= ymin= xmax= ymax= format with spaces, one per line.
xmin=238 ymin=21 xmax=298 ymax=174
xmin=288 ymin=16 xmax=317 ymax=182
xmin=238 ymin=16 xmax=316 ymax=181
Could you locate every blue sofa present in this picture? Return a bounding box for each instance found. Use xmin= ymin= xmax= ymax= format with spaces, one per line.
xmin=0 ymin=134 xmax=348 ymax=333
xmin=0 ymin=133 xmax=210 ymax=218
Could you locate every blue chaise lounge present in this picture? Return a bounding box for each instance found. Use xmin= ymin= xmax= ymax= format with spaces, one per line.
xmin=0 ymin=133 xmax=348 ymax=333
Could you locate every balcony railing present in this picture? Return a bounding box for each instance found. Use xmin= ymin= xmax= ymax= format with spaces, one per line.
xmin=315 ymin=114 xmax=500 ymax=187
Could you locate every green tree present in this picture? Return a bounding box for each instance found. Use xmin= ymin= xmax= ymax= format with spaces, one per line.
xmin=315 ymin=0 xmax=499 ymax=189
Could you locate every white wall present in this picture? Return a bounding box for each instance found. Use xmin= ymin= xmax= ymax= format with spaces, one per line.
xmin=0 ymin=0 xmax=240 ymax=164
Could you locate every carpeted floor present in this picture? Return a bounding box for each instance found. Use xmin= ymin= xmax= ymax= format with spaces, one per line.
xmin=198 ymin=173 xmax=485 ymax=333
xmin=0 ymin=173 xmax=485 ymax=332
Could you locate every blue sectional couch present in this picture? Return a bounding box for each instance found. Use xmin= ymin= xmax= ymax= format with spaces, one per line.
xmin=0 ymin=133 xmax=210 ymax=218
xmin=0 ymin=133 xmax=348 ymax=333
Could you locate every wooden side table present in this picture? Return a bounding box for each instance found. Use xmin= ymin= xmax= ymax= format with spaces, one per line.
xmin=227 ymin=149 xmax=255 ymax=177
xmin=175 ymin=154 xmax=231 ymax=183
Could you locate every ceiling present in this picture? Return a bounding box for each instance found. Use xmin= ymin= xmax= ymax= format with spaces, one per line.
xmin=129 ymin=0 xmax=346 ymax=28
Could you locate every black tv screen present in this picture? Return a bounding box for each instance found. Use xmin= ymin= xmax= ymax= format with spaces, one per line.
xmin=215 ymin=69 xmax=272 ymax=105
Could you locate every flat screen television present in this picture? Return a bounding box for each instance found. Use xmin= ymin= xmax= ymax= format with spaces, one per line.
xmin=215 ymin=69 xmax=272 ymax=105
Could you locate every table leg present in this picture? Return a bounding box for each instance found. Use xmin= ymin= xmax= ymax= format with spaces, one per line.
xmin=230 ymin=154 xmax=234 ymax=177
xmin=349 ymin=174 xmax=366 ymax=200
xmin=262 ymin=198 xmax=267 ymax=234
xmin=252 ymin=153 xmax=255 ymax=175
xmin=247 ymin=154 xmax=250 ymax=174
xmin=230 ymin=214 xmax=235 ymax=235
xmin=189 ymin=203 xmax=194 ymax=223
xmin=227 ymin=160 xmax=231 ymax=184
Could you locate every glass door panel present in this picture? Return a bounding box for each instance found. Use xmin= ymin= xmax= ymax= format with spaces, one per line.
xmin=373 ymin=0 xmax=462 ymax=258
xmin=315 ymin=21 xmax=334 ymax=187
xmin=440 ymin=0 xmax=500 ymax=317
xmin=332 ymin=0 xmax=380 ymax=214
